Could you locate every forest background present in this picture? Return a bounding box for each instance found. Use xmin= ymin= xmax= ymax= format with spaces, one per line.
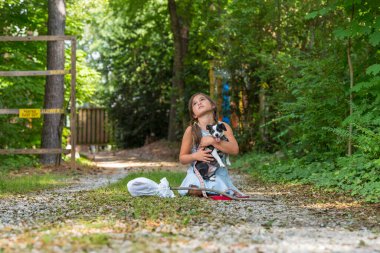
xmin=0 ymin=0 xmax=379 ymax=202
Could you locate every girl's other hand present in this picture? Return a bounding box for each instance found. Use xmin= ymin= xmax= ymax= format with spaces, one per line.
xmin=193 ymin=148 xmax=214 ymax=163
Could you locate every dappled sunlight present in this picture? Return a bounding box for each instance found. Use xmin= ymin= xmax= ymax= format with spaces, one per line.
xmin=304 ymin=201 xmax=363 ymax=210
xmin=0 ymin=218 xmax=130 ymax=251
xmin=243 ymin=190 xmax=282 ymax=198
xmin=246 ymin=190 xmax=292 ymax=196
xmin=4 ymin=216 xmax=378 ymax=252
xmin=96 ymin=160 xmax=182 ymax=170
xmin=0 ymin=174 xmax=68 ymax=197
xmin=87 ymin=151 xmax=186 ymax=171
xmin=62 ymin=218 xmax=132 ymax=235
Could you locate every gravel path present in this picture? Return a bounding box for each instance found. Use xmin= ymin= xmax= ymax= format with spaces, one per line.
xmin=162 ymin=174 xmax=380 ymax=253
xmin=0 ymin=170 xmax=126 ymax=227
xmin=0 ymin=150 xmax=379 ymax=252
xmin=103 ymin=173 xmax=379 ymax=253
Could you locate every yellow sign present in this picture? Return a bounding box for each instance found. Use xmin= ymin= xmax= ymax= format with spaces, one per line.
xmin=19 ymin=109 xmax=41 ymax=118
xmin=41 ymin=108 xmax=64 ymax=114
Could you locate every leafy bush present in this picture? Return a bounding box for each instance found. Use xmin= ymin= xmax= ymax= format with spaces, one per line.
xmin=233 ymin=152 xmax=380 ymax=203
xmin=0 ymin=155 xmax=39 ymax=173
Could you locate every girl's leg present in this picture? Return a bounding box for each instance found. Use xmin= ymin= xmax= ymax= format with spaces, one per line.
xmin=216 ymin=167 xmax=244 ymax=194
xmin=178 ymin=171 xmax=202 ymax=196
xmin=188 ymin=184 xmax=203 ymax=197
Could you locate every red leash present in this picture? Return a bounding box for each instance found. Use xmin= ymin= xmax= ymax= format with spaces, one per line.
xmin=192 ymin=163 xmax=208 ymax=198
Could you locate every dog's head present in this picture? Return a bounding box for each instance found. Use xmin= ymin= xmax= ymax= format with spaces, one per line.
xmin=206 ymin=122 xmax=227 ymax=142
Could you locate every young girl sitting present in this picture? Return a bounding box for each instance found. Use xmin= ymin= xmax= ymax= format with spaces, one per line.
xmin=178 ymin=92 xmax=246 ymax=198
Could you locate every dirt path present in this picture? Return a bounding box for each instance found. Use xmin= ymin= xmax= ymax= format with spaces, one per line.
xmin=160 ymin=174 xmax=380 ymax=252
xmin=0 ymin=142 xmax=379 ymax=252
xmin=0 ymin=147 xmax=184 ymax=227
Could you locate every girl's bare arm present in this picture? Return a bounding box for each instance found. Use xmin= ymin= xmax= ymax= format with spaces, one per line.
xmin=179 ymin=126 xmax=214 ymax=164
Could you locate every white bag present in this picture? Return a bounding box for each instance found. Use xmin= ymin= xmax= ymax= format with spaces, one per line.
xmin=127 ymin=177 xmax=175 ymax=198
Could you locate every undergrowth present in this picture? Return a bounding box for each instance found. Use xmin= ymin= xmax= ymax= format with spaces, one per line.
xmin=0 ymin=155 xmax=39 ymax=173
xmin=233 ymin=152 xmax=380 ymax=203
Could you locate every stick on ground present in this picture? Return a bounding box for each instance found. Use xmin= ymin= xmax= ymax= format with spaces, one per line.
xmin=171 ymin=187 xmax=274 ymax=202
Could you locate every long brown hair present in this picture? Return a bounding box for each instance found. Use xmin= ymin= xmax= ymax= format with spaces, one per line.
xmin=188 ymin=93 xmax=218 ymax=149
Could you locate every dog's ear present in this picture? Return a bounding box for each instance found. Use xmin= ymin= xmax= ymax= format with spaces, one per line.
xmin=206 ymin=125 xmax=213 ymax=131
xmin=219 ymin=123 xmax=227 ymax=131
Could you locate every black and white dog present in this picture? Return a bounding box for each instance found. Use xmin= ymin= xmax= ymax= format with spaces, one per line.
xmin=205 ymin=122 xmax=231 ymax=167
xmin=195 ymin=122 xmax=231 ymax=180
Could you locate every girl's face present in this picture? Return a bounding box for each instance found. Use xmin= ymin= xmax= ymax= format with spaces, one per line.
xmin=191 ymin=94 xmax=214 ymax=119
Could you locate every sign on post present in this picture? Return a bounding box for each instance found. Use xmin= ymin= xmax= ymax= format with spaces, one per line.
xmin=19 ymin=109 xmax=41 ymax=118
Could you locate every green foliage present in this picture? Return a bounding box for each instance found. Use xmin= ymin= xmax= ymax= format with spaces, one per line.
xmin=233 ymin=152 xmax=380 ymax=203
xmin=351 ymin=124 xmax=380 ymax=157
xmin=0 ymin=155 xmax=39 ymax=172
xmin=86 ymin=0 xmax=172 ymax=147
xmin=273 ymin=53 xmax=348 ymax=157
xmin=366 ymin=64 xmax=380 ymax=76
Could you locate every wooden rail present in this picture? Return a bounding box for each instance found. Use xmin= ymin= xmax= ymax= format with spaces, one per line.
xmin=0 ymin=35 xmax=77 ymax=166
xmin=0 ymin=70 xmax=70 ymax=77
xmin=0 ymin=149 xmax=70 ymax=155
xmin=0 ymin=36 xmax=75 ymax=41
xmin=0 ymin=109 xmax=65 ymax=114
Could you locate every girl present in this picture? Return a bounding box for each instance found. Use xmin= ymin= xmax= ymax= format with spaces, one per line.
xmin=178 ymin=92 xmax=246 ymax=197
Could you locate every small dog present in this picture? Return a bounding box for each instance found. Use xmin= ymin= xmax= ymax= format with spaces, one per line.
xmin=205 ymin=122 xmax=231 ymax=167
xmin=195 ymin=122 xmax=231 ymax=180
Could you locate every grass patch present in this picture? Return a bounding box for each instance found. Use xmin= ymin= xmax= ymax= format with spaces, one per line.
xmin=66 ymin=156 xmax=96 ymax=167
xmin=71 ymin=233 xmax=110 ymax=246
xmin=65 ymin=170 xmax=212 ymax=226
xmin=104 ymin=170 xmax=186 ymax=192
xmin=0 ymin=171 xmax=213 ymax=252
xmin=0 ymin=173 xmax=68 ymax=197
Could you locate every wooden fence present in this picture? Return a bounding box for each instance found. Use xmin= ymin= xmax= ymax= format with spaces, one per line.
xmin=0 ymin=36 xmax=77 ymax=166
xmin=76 ymin=108 xmax=110 ymax=145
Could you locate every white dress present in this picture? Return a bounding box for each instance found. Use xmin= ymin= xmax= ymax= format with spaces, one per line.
xmin=178 ymin=129 xmax=242 ymax=196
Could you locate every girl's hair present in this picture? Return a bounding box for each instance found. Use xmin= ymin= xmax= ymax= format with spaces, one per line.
xmin=188 ymin=93 xmax=218 ymax=148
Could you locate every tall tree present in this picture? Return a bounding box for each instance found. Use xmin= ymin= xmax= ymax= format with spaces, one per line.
xmin=167 ymin=0 xmax=189 ymax=141
xmin=41 ymin=0 xmax=66 ymax=164
xmin=346 ymin=3 xmax=354 ymax=156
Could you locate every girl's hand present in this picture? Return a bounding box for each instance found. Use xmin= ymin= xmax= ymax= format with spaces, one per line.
xmin=199 ymin=136 xmax=216 ymax=147
xmin=192 ymin=148 xmax=214 ymax=163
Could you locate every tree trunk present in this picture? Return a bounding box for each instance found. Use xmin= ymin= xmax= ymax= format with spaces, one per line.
xmin=276 ymin=0 xmax=282 ymax=51
xmin=259 ymin=87 xmax=268 ymax=144
xmin=209 ymin=60 xmax=216 ymax=98
xmin=167 ymin=0 xmax=189 ymax=141
xmin=347 ymin=4 xmax=355 ymax=156
xmin=347 ymin=39 xmax=354 ymax=156
xmin=41 ymin=0 xmax=66 ymax=164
